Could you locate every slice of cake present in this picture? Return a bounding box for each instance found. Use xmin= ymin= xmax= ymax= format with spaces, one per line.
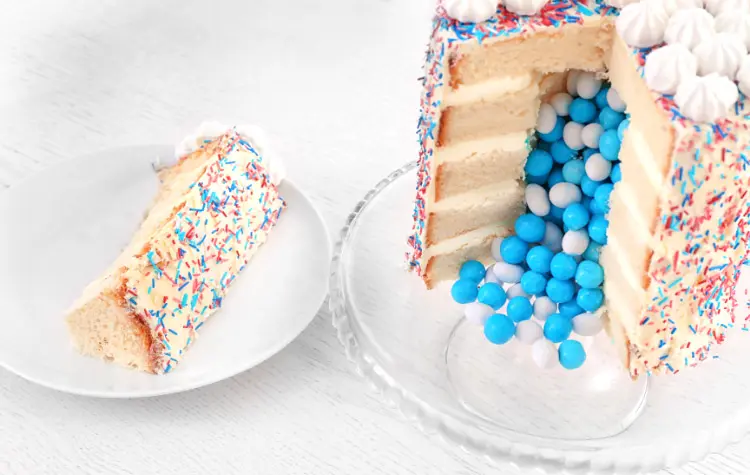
xmin=66 ymin=124 xmax=285 ymax=374
xmin=408 ymin=0 xmax=750 ymax=376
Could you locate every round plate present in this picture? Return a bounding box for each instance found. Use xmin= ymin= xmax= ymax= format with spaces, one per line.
xmin=0 ymin=145 xmax=330 ymax=398
xmin=330 ymin=162 xmax=750 ymax=474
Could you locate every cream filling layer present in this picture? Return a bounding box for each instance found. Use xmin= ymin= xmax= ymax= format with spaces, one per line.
xmin=442 ymin=74 xmax=537 ymax=106
xmin=434 ymin=132 xmax=530 ymax=164
xmin=423 ymin=223 xmax=509 ymax=259
xmin=431 ymin=179 xmax=522 ymax=211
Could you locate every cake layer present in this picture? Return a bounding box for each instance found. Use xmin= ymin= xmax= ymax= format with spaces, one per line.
xmin=443 ymin=73 xmax=536 ymax=106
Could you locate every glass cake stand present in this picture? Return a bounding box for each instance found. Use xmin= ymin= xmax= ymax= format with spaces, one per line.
xmin=330 ymin=162 xmax=750 ymax=473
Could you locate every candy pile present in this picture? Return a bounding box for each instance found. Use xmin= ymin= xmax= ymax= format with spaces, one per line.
xmin=451 ymin=72 xmax=628 ymax=370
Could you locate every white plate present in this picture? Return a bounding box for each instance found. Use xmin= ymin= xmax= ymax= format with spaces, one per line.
xmin=0 ymin=145 xmax=330 ymax=398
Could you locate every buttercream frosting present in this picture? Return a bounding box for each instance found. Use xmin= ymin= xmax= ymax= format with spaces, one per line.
xmin=502 ymin=0 xmax=548 ymax=16
xmin=715 ymin=12 xmax=750 ymax=51
xmin=443 ymin=0 xmax=498 ymax=23
xmin=644 ymin=43 xmax=698 ymax=95
xmin=693 ymin=32 xmax=747 ymax=78
xmin=664 ymin=7 xmax=715 ymax=51
xmin=675 ymin=73 xmax=739 ymax=123
xmin=616 ymin=0 xmax=669 ymax=48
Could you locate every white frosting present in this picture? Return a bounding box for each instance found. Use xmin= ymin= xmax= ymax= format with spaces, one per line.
xmin=737 ymin=55 xmax=750 ymax=96
xmin=502 ymin=0 xmax=548 ymax=16
xmin=443 ymin=0 xmax=498 ymax=23
xmin=693 ymin=32 xmax=747 ymax=78
xmin=664 ymin=8 xmax=715 ymax=51
xmin=705 ymin=0 xmax=750 ymax=16
xmin=616 ymin=0 xmax=669 ymax=48
xmin=644 ymin=43 xmax=698 ymax=95
xmin=603 ymin=0 xmax=640 ymax=7
xmin=675 ymin=74 xmax=739 ymax=123
xmin=715 ymin=12 xmax=750 ymax=51
xmin=659 ymin=0 xmax=703 ymax=16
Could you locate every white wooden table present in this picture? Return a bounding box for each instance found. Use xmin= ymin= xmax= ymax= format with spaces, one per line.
xmin=1 ymin=1 xmax=748 ymax=473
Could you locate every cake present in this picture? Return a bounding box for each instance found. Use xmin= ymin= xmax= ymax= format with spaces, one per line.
xmin=66 ymin=123 xmax=285 ymax=374
xmin=407 ymin=0 xmax=750 ymax=376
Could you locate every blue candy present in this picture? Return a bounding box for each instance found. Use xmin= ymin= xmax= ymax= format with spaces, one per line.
xmin=500 ymin=236 xmax=529 ymax=264
xmin=547 ymin=168 xmax=565 ymax=188
xmin=521 ymin=270 xmax=547 ymax=295
xmin=451 ymin=279 xmax=478 ymax=304
xmin=537 ymin=141 xmax=552 ymax=153
xmin=598 ymin=107 xmax=625 ymax=130
xmin=515 ymin=213 xmax=546 ymax=243
xmin=577 ymin=287 xmax=604 ymax=312
xmin=611 ymin=163 xmax=622 ymax=183
xmin=581 ymin=175 xmax=601 ymax=197
xmin=548 ymin=204 xmax=565 ymax=225
xmin=525 ymin=149 xmax=554 ymax=177
xmin=478 ymin=282 xmax=507 ymax=310
xmin=582 ymin=148 xmax=598 ymax=161
xmin=546 ymin=278 xmax=575 ymax=303
xmin=583 ymin=241 xmax=602 ymax=262
xmin=589 ymin=197 xmax=606 ymax=215
xmin=599 ymin=129 xmax=621 ymax=161
xmin=595 ymin=87 xmax=610 ymax=109
xmin=588 ymin=215 xmax=609 ymax=244
xmin=544 ymin=314 xmax=573 ymax=343
xmin=507 ymin=296 xmax=533 ymax=322
xmin=539 ymin=116 xmax=564 ymax=142
xmin=562 ymin=159 xmax=585 ymax=185
xmin=550 ymin=252 xmax=578 ymax=280
xmin=559 ymin=300 xmax=585 ymax=318
xmin=559 ymin=340 xmax=587 ymax=370
xmin=562 ymin=203 xmax=590 ymax=231
xmin=527 ymin=172 xmax=550 ymax=185
xmin=459 ymin=260 xmax=486 ymax=283
xmin=617 ymin=119 xmax=630 ymax=141
xmin=526 ymin=245 xmax=554 ymax=274
xmin=594 ymin=183 xmax=614 ymax=213
xmin=569 ymin=98 xmax=597 ymax=124
xmin=484 ymin=314 xmax=516 ymax=345
xmin=551 ymin=140 xmax=577 ymax=164
xmin=575 ymin=260 xmax=604 ymax=288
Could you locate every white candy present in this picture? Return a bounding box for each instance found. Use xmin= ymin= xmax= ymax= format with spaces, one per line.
xmin=576 ymin=72 xmax=603 ymax=100
xmin=606 ymin=88 xmax=626 ymax=113
xmin=491 ymin=237 xmax=504 ymax=262
xmin=549 ymin=182 xmax=582 ymax=209
xmin=542 ymin=222 xmax=564 ymax=253
xmin=507 ymin=283 xmax=531 ymax=300
xmin=550 ymin=93 xmax=573 ymax=116
xmin=492 ymin=262 xmax=525 ymax=284
xmin=516 ymin=320 xmax=543 ymax=345
xmin=573 ymin=312 xmax=604 ymax=336
xmin=532 ymin=339 xmax=559 ymax=369
xmin=465 ymin=302 xmax=495 ymax=326
xmin=562 ymin=230 xmax=590 ymax=256
xmin=485 ymin=265 xmax=501 ymax=285
xmin=585 ymin=153 xmax=612 ymax=181
xmin=563 ymin=122 xmax=585 ymax=150
xmin=566 ymin=71 xmax=581 ymax=96
xmin=536 ymin=103 xmax=557 ymax=134
xmin=533 ymin=296 xmax=557 ymax=322
xmin=525 ymin=184 xmax=551 ymax=217
xmin=581 ymin=123 xmax=604 ymax=149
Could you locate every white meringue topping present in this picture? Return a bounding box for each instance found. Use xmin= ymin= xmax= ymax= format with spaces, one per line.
xmin=603 ymin=0 xmax=640 ymax=7
xmin=715 ymin=13 xmax=750 ymax=51
xmin=659 ymin=0 xmax=704 ymax=16
xmin=693 ymin=32 xmax=747 ymax=78
xmin=664 ymin=8 xmax=715 ymax=51
xmin=705 ymin=0 xmax=750 ymax=17
xmin=502 ymin=0 xmax=548 ymax=15
xmin=644 ymin=44 xmax=698 ymax=95
xmin=675 ymin=74 xmax=739 ymax=123
xmin=616 ymin=0 xmax=669 ymax=48
xmin=444 ymin=0 xmax=498 ymax=23
xmin=737 ymin=55 xmax=750 ymax=96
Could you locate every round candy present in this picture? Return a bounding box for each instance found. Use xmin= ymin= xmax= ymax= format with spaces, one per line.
xmin=583 ymin=241 xmax=602 ymax=262
xmin=562 ymin=203 xmax=590 ymax=231
xmin=550 ymin=92 xmax=573 ymax=116
xmin=516 ymin=319 xmax=543 ymax=345
xmin=611 ymin=163 xmax=622 ymax=183
xmin=594 ymin=183 xmax=614 ymax=213
xmin=547 ymin=168 xmax=565 ymax=188
xmin=573 ymin=312 xmax=603 ymax=336
xmin=607 ymin=87 xmax=626 ymax=112
xmin=544 ymin=313 xmax=573 ymax=343
xmin=584 ymin=153 xmax=612 ymax=182
xmin=493 ymin=262 xmax=525 ymax=283
xmin=550 ymin=252 xmax=578 ymax=280
xmin=477 ymin=282 xmax=507 ymax=310
xmin=595 ymin=86 xmax=610 ymax=109
xmin=599 ymin=106 xmax=626 ymax=130
xmin=525 ymin=183 xmax=550 ymax=217
xmin=542 ymin=222 xmax=564 ymax=253
xmin=563 ymin=122 xmax=585 ymax=150
xmin=464 ymin=301 xmax=494 ymax=326
xmin=549 ymin=182 xmax=582 ymax=209
xmin=507 ymin=296 xmax=534 ymax=322
xmin=551 ymin=140 xmax=577 ymax=164
xmin=490 ymin=237 xmax=504 ymax=262
xmin=559 ymin=340 xmax=587 ymax=370
xmin=576 ymin=72 xmax=603 ymax=99
xmin=500 ymin=236 xmax=529 ymax=264
xmin=588 ymin=215 xmax=609 ymax=245
xmin=599 ymin=129 xmax=621 ymax=161
xmin=506 ymin=282 xmax=531 ymax=299
xmin=575 ymin=260 xmax=604 ymax=289
xmin=515 ymin=213 xmax=546 ymax=243
xmin=581 ymin=123 xmax=604 ymax=149
xmin=451 ymin=279 xmax=478 ymax=304
xmin=562 ymin=159 xmax=585 ymax=185
xmin=525 ymin=149 xmax=554 ymax=177
xmin=527 ymin=172 xmax=549 ymax=185
xmin=562 ymin=229 xmax=590 ymax=256
xmin=577 ymin=287 xmax=604 ymax=312
xmin=459 ymin=260 xmax=486 ymax=283
xmin=538 ymin=116 xmax=564 ymax=143
xmin=532 ymin=339 xmax=559 ymax=368
xmin=533 ymin=296 xmax=558 ymax=321
xmin=546 ymin=278 xmax=575 ymax=304
xmin=569 ymin=98 xmax=597 ymax=124
xmin=559 ymin=300 xmax=585 ymax=318
xmin=580 ymin=175 xmax=601 ymax=197
xmin=484 ymin=314 xmax=516 ymax=345
xmin=485 ymin=265 xmax=501 ymax=284
xmin=566 ymin=71 xmax=581 ymax=96
xmin=582 ymin=147 xmax=598 ymax=161
xmin=526 ymin=245 xmax=554 ymax=274
xmin=520 ymin=270 xmax=547 ymax=295
xmin=536 ymin=103 xmax=557 ymax=134
xmin=617 ymin=119 xmax=630 ymax=141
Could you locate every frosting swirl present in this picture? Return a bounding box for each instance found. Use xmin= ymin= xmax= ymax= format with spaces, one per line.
xmin=675 ymin=73 xmax=739 ymax=123
xmin=705 ymin=0 xmax=750 ymax=16
xmin=443 ymin=0 xmax=498 ymax=23
xmin=603 ymin=0 xmax=640 ymax=7
xmin=737 ymin=55 xmax=750 ymax=96
xmin=659 ymin=0 xmax=704 ymax=16
xmin=502 ymin=0 xmax=548 ymax=16
xmin=693 ymin=32 xmax=747 ymax=78
xmin=616 ymin=0 xmax=669 ymax=48
xmin=715 ymin=12 xmax=750 ymax=51
xmin=644 ymin=44 xmax=698 ymax=95
xmin=664 ymin=8 xmax=715 ymax=51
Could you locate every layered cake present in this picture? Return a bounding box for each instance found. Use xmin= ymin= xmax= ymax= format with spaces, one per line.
xmin=407 ymin=0 xmax=750 ymax=376
xmin=66 ymin=123 xmax=285 ymax=374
